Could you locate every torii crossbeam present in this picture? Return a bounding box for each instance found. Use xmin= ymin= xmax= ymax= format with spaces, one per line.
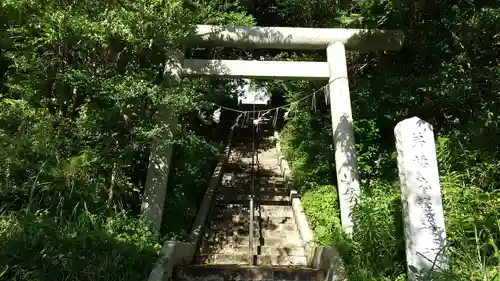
xmin=142 ymin=24 xmax=404 ymax=236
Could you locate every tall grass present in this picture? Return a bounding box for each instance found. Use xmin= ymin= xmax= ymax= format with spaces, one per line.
xmin=0 ymin=210 xmax=160 ymax=281
xmin=289 ymin=135 xmax=500 ymax=280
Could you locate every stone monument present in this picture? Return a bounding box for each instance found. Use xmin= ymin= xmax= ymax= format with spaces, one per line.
xmin=395 ymin=117 xmax=448 ymax=280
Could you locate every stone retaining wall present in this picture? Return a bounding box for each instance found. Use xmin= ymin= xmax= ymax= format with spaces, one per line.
xmin=273 ymin=131 xmax=347 ymax=281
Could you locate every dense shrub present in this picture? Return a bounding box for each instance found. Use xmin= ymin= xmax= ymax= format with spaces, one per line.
xmin=271 ymin=1 xmax=500 ymax=278
xmin=302 ymin=184 xmax=341 ymax=246
xmin=0 ymin=0 xmax=254 ymax=279
xmin=0 ymin=211 xmax=159 ymax=281
xmin=283 ymin=128 xmax=500 ymax=280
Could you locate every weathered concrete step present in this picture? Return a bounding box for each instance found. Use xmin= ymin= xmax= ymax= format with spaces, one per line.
xmin=208 ymin=220 xmax=297 ymax=232
xmin=213 ymin=206 xmax=294 ymax=218
xmin=218 ymin=204 xmax=293 ymax=211
xmin=259 ymin=163 xmax=281 ymax=167
xmin=229 ymin=176 xmax=285 ymax=183
xmin=176 ymin=264 xmax=325 ymax=281
xmin=255 ymin=178 xmax=285 ymax=185
xmin=199 ymin=254 xmax=308 ymax=266
xmin=215 ymin=199 xmax=291 ymax=207
xmin=259 ymin=246 xmax=306 ymax=256
xmin=255 ymin=191 xmax=291 ymax=197
xmin=212 ymin=211 xmax=294 ymax=221
xmin=258 ymin=212 xmax=294 ymax=219
xmin=211 ymin=212 xmax=294 ymax=222
xmin=258 ymin=164 xmax=280 ymax=169
xmin=208 ymin=215 xmax=297 ymax=231
xmin=256 ymin=172 xmax=285 ymax=177
xmin=253 ymin=180 xmax=287 ymax=186
xmin=207 ymin=228 xmax=300 ymax=239
xmin=215 ymin=193 xmax=291 ymax=202
xmin=200 ymin=245 xmax=306 ymax=256
xmin=257 ymin=254 xmax=308 ymax=266
xmin=204 ymin=234 xmax=300 ymax=247
xmin=227 ymin=187 xmax=290 ymax=194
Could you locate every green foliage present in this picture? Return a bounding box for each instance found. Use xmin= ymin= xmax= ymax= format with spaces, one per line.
xmin=278 ymin=82 xmax=335 ymax=190
xmin=161 ymin=129 xmax=222 ymax=239
xmin=0 ymin=0 xmax=254 ymax=279
xmin=348 ymin=182 xmax=406 ymax=279
xmin=1 ymin=0 xmax=500 ymax=279
xmin=286 ymin=131 xmax=500 ymax=280
xmin=302 ymin=185 xmax=342 ymax=246
xmin=0 ymin=211 xmax=159 ymax=281
xmin=260 ymin=0 xmax=500 ymax=279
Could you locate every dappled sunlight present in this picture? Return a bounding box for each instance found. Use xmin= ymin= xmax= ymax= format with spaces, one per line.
xmin=194 ymin=124 xmax=306 ymax=267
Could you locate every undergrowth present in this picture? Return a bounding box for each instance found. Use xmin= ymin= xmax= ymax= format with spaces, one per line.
xmin=282 ymin=122 xmax=500 ymax=280
xmin=0 ymin=210 xmax=160 ymax=281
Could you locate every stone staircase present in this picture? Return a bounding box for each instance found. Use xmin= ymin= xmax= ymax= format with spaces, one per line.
xmin=174 ymin=137 xmax=325 ymax=281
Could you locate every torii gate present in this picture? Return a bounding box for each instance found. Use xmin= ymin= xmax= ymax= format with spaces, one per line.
xmin=141 ymin=25 xmax=404 ymax=235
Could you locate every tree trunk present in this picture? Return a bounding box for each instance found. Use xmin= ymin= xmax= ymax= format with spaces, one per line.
xmin=107 ymin=162 xmax=118 ymax=212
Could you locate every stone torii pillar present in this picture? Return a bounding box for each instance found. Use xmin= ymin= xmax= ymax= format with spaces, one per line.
xmin=185 ymin=25 xmax=404 ymax=235
xmin=326 ymin=42 xmax=359 ymax=234
xmin=141 ymin=50 xmax=183 ymax=233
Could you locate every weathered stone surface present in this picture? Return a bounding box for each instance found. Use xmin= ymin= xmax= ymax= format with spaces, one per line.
xmin=274 ymin=131 xmax=347 ymax=281
xmin=215 ymin=194 xmax=291 ymax=202
xmin=204 ymin=232 xmax=300 ymax=248
xmin=176 ymin=265 xmax=324 ymax=281
xmin=327 ymin=42 xmax=360 ymax=236
xmin=195 ymin=144 xmax=307 ymax=270
xmin=141 ymin=50 xmax=183 ymax=233
xmin=200 ymin=245 xmax=306 ymax=256
xmin=191 ymin=24 xmax=404 ymax=52
xmin=199 ymin=253 xmax=307 ymax=266
xmin=212 ymin=213 xmax=293 ymax=225
xmin=257 ymin=254 xmax=307 ymax=266
xmin=207 ymin=216 xmax=295 ymax=231
xmin=394 ymin=117 xmax=448 ymax=280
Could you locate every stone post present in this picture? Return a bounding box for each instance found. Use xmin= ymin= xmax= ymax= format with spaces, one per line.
xmin=394 ymin=117 xmax=448 ymax=280
xmin=141 ymin=50 xmax=183 ymax=233
xmin=326 ymin=42 xmax=361 ymax=235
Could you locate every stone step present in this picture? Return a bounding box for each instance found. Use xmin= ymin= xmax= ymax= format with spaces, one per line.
xmin=212 ymin=210 xmax=294 ymax=221
xmin=212 ymin=206 xmax=294 ymax=218
xmin=258 ymin=212 xmax=294 ymax=220
xmin=227 ymin=178 xmax=286 ymax=183
xmin=215 ymin=199 xmax=291 ymax=207
xmin=257 ymin=254 xmax=308 ymax=266
xmin=176 ymin=265 xmax=325 ymax=281
xmin=218 ymin=204 xmax=293 ymax=212
xmin=207 ymin=228 xmax=300 ymax=240
xmin=215 ymin=193 xmax=291 ymax=202
xmin=208 ymin=220 xmax=297 ymax=232
xmin=257 ymin=215 xmax=295 ymax=225
xmin=259 ymin=246 xmax=306 ymax=256
xmin=212 ymin=212 xmax=295 ymax=225
xmin=209 ymin=214 xmax=296 ymax=229
xmin=204 ymin=233 xmax=300 ymax=247
xmin=228 ymin=175 xmax=284 ymax=182
xmin=198 ymin=253 xmax=251 ymax=265
xmin=200 ymin=245 xmax=306 ymax=256
xmin=255 ymin=178 xmax=287 ymax=184
xmin=199 ymin=254 xmax=308 ymax=266
xmin=253 ymin=181 xmax=287 ymax=187
xmin=252 ymin=172 xmax=282 ymax=177
xmin=228 ymin=183 xmax=288 ymax=189
xmin=206 ymin=229 xmax=300 ymax=241
xmin=258 ymin=162 xmax=279 ymax=167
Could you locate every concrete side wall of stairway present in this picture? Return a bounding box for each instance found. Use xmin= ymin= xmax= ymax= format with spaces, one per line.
xmin=274 ymin=131 xmax=348 ymax=281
